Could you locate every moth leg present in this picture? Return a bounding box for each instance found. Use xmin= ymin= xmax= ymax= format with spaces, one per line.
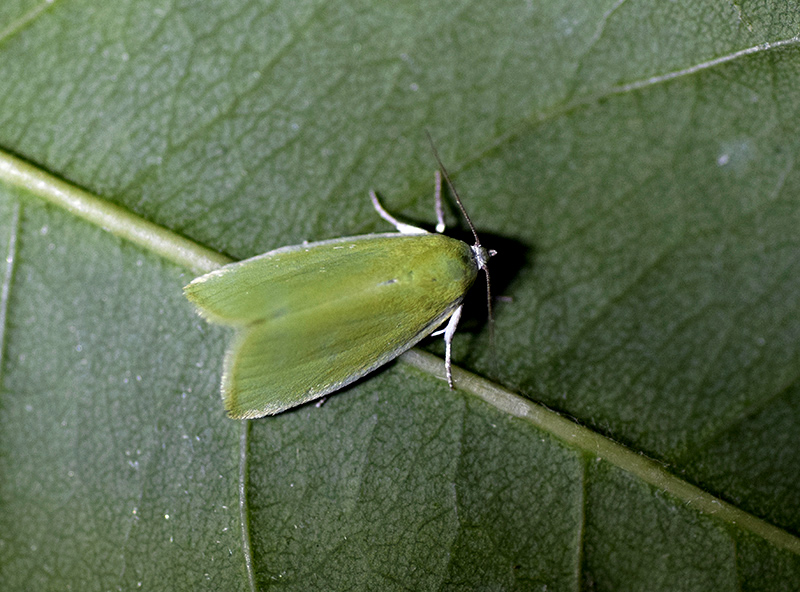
xmin=369 ymin=190 xmax=427 ymax=235
xmin=442 ymin=305 xmax=463 ymax=389
xmin=434 ymin=169 xmax=446 ymax=233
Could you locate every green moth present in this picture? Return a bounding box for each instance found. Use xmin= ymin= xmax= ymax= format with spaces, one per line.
xmin=184 ymin=157 xmax=493 ymax=419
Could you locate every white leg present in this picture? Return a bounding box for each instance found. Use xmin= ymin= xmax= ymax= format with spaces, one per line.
xmin=434 ymin=170 xmax=446 ymax=233
xmin=442 ymin=305 xmax=463 ymax=388
xmin=369 ymin=190 xmax=427 ymax=235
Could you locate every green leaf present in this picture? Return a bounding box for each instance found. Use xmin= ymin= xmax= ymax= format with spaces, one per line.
xmin=1 ymin=1 xmax=799 ymax=590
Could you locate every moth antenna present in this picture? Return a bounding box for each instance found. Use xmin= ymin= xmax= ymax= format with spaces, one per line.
xmin=426 ymin=131 xmax=482 ymax=247
xmin=485 ymin=266 xmax=495 ymax=355
xmin=426 ymin=131 xmax=496 ymax=364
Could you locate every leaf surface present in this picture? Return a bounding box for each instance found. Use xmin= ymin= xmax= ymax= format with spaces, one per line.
xmin=1 ymin=1 xmax=799 ymax=589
